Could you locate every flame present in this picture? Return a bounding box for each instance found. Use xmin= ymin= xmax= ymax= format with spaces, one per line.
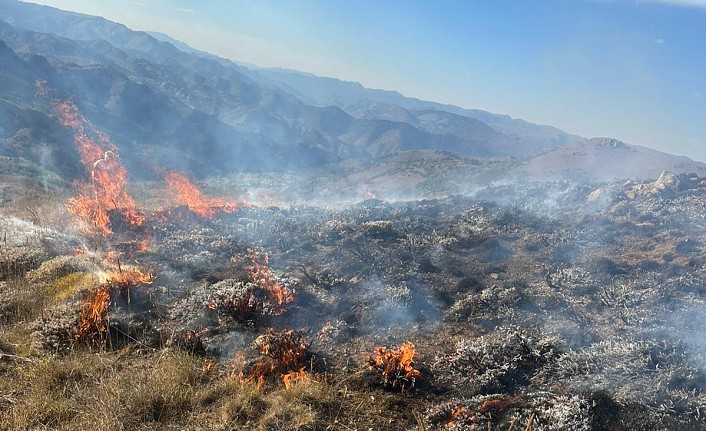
xmin=49 ymin=97 xmax=143 ymax=236
xmin=447 ymin=406 xmax=469 ymax=427
xmin=282 ymin=368 xmax=308 ymax=390
xmin=368 ymin=342 xmax=421 ymax=391
xmin=102 ymin=251 xmax=155 ymax=288
xmin=76 ymin=286 xmax=110 ymax=343
xmin=228 ymin=352 xmax=268 ymax=389
xmin=164 ymin=171 xmax=247 ymax=218
xmin=239 ymin=251 xmax=294 ymax=314
xmin=107 ymin=267 xmax=155 ymax=288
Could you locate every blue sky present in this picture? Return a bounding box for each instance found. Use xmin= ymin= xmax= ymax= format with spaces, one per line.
xmin=27 ymin=0 xmax=706 ymax=161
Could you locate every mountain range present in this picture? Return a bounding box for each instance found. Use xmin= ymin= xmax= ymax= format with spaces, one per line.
xmin=0 ymin=0 xmax=703 ymax=191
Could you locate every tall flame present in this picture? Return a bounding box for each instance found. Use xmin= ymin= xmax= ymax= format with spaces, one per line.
xmin=165 ymin=171 xmax=246 ymax=218
xmin=76 ymin=286 xmax=111 ymax=343
xmin=51 ymin=97 xmax=143 ymax=236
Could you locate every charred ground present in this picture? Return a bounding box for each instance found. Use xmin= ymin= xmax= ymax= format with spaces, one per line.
xmin=2 ymin=171 xmax=706 ymax=430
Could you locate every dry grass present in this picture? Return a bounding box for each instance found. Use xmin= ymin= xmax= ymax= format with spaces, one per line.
xmin=0 ymin=345 xmax=400 ymax=431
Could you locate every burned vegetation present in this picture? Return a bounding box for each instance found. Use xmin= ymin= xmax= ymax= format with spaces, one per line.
xmin=3 ymin=166 xmax=706 ymax=430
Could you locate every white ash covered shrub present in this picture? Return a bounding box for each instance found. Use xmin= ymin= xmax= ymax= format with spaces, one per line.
xmin=0 ymin=215 xmax=56 ymax=280
xmin=167 ymin=278 xmax=283 ymax=340
xmin=0 ymin=243 xmax=49 ymax=281
xmin=153 ymin=225 xmax=241 ymax=274
xmin=447 ymin=284 xmax=522 ymax=323
xmin=546 ymin=337 xmax=706 ymax=421
xmin=423 ymin=393 xmax=593 ymax=431
xmin=207 ymin=278 xmax=280 ymax=324
xmin=433 ymin=327 xmax=562 ymax=396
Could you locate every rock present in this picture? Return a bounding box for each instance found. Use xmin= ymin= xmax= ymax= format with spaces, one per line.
xmin=652 ymin=171 xmax=680 ymax=193
xmin=587 ymin=188 xmax=606 ymax=203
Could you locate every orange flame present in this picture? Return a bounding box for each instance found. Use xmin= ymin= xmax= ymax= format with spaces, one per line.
xmin=49 ymin=96 xmax=143 ymax=236
xmin=239 ymin=251 xmax=294 ymax=314
xmin=368 ymin=342 xmax=421 ymax=391
xmin=282 ymin=368 xmax=308 ymax=390
xmin=107 ymin=267 xmax=155 ymax=288
xmin=164 ymin=171 xmax=247 ymax=218
xmin=447 ymin=406 xmax=469 ymax=427
xmin=76 ymin=287 xmax=110 ymax=343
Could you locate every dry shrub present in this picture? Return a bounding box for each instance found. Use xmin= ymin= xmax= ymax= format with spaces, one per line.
xmin=86 ymin=351 xmax=202 ymax=428
xmin=198 ymin=377 xmax=267 ymax=427
xmin=46 ymin=272 xmax=97 ymax=300
xmin=0 ymin=243 xmax=47 ymax=281
xmin=25 ymin=255 xmax=98 ymax=287
xmin=0 ymin=278 xmax=45 ymax=324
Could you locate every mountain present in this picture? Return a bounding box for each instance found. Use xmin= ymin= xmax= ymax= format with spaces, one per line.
xmin=513 ymin=138 xmax=706 ymax=182
xmin=251 ymin=68 xmax=584 ymax=156
xmin=0 ymin=0 xmax=586 ymax=165
xmin=0 ymin=0 xmax=702 ymax=189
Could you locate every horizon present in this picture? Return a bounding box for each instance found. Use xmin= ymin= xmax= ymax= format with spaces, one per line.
xmin=21 ymin=0 xmax=706 ymax=163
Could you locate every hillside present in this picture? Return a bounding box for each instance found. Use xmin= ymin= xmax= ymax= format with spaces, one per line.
xmin=0 ymin=0 xmax=588 ymax=180
xmin=514 ymin=138 xmax=706 ymax=182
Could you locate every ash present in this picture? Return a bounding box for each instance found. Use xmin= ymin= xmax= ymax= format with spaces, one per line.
xmin=25 ymin=172 xmax=706 ymax=428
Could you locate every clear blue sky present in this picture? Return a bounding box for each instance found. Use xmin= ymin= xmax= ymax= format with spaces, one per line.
xmin=27 ymin=0 xmax=706 ymax=161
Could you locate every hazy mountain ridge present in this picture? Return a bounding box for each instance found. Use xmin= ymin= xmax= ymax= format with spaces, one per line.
xmin=0 ymin=0 xmax=702 ymax=188
xmin=515 ymin=137 xmax=706 ymax=182
xmin=0 ymin=6 xmax=511 ymax=178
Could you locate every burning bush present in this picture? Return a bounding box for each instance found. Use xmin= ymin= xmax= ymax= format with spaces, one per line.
xmin=256 ymin=328 xmax=310 ymax=374
xmin=238 ymin=251 xmax=295 ymax=315
xmin=75 ymin=286 xmax=111 ymax=345
xmin=207 ymin=279 xmax=271 ymax=325
xmin=233 ymin=329 xmax=312 ymax=388
xmin=368 ymin=341 xmax=421 ymax=392
xmin=51 ymin=97 xmax=144 ymax=237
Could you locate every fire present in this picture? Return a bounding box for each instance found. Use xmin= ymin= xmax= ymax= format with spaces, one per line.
xmin=447 ymin=406 xmax=469 ymax=427
xmin=103 ymin=251 xmax=155 ymax=288
xmin=107 ymin=267 xmax=155 ymax=288
xmin=164 ymin=171 xmax=247 ymax=218
xmin=228 ymin=329 xmax=310 ymax=388
xmin=239 ymin=251 xmax=294 ymax=314
xmin=76 ymin=286 xmax=110 ymax=343
xmin=49 ymin=96 xmax=143 ymax=236
xmin=368 ymin=341 xmax=421 ymax=391
xmin=282 ymin=368 xmax=308 ymax=390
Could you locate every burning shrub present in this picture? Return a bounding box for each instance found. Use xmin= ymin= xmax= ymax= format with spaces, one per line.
xmin=234 ymin=329 xmax=312 ymax=387
xmin=255 ymin=328 xmax=310 ymax=374
xmin=207 ymin=279 xmax=271 ymax=325
xmin=238 ymin=251 xmax=295 ymax=315
xmin=164 ymin=171 xmax=247 ymax=218
xmin=75 ymin=286 xmax=111 ymax=346
xmin=50 ymin=97 xmax=145 ymax=237
xmin=368 ymin=341 xmax=421 ymax=392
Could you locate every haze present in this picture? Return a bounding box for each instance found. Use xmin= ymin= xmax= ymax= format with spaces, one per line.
xmin=25 ymin=0 xmax=706 ymax=162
